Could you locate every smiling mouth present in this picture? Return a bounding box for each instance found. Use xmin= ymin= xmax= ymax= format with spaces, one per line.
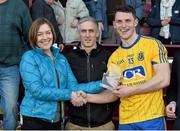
xmin=119 ymin=28 xmax=129 ymax=32
xmin=85 ymin=39 xmax=91 ymax=42
xmin=42 ymin=39 xmax=51 ymax=43
xmin=43 ymin=41 xmax=50 ymax=44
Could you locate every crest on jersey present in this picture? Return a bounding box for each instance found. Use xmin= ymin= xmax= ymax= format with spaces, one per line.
xmin=138 ymin=52 xmax=144 ymax=61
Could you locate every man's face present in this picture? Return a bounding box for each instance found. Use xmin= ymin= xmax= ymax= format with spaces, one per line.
xmin=78 ymin=21 xmax=99 ymax=49
xmin=113 ymin=12 xmax=138 ymax=41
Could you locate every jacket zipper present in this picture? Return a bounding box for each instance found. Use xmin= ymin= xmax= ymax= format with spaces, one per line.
xmin=52 ymin=59 xmax=60 ymax=123
xmin=54 ymin=60 xmax=65 ymax=129
xmin=87 ymin=55 xmax=91 ymax=127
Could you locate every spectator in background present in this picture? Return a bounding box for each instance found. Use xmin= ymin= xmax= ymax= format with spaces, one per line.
xmin=106 ymin=0 xmax=126 ymax=44
xmin=140 ymin=0 xmax=152 ymax=36
xmin=151 ymin=0 xmax=156 ymax=6
xmin=166 ymin=52 xmax=180 ymax=130
xmin=126 ymin=0 xmax=144 ymax=33
xmin=107 ymin=0 xmax=143 ymax=44
xmin=22 ymin=0 xmax=33 ymax=8
xmin=106 ymin=0 xmax=126 ymax=25
xmin=22 ymin=0 xmax=29 ymax=7
xmin=31 ymin=0 xmax=63 ymax=49
xmin=0 ymin=0 xmax=32 ymax=129
xmin=83 ymin=0 xmax=108 ymax=42
xmin=111 ymin=6 xmax=170 ymax=130
xmin=51 ymin=0 xmax=89 ymax=44
xmin=65 ymin=16 xmax=117 ymax=130
xmin=20 ymin=17 xmax=103 ymax=130
xmin=147 ymin=0 xmax=180 ymax=44
xmin=95 ymin=0 xmax=108 ymax=41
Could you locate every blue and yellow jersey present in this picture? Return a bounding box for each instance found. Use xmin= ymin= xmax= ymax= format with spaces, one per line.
xmin=108 ymin=35 xmax=168 ymax=124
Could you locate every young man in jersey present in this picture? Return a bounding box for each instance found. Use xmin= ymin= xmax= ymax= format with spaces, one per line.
xmin=109 ymin=5 xmax=170 ymax=130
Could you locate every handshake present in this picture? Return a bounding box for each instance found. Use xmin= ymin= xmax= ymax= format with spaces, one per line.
xmin=71 ymin=63 xmax=121 ymax=107
xmin=71 ymin=91 xmax=87 ymax=107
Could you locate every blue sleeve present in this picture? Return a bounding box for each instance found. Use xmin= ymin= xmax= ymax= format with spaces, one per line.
xmin=134 ymin=0 xmax=144 ymax=20
xmin=94 ymin=0 xmax=103 ymax=22
xmin=20 ymin=52 xmax=72 ymax=101
xmin=126 ymin=0 xmax=143 ymax=20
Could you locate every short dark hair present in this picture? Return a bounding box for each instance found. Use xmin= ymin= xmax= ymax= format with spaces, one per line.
xmin=29 ymin=17 xmax=56 ymax=49
xmin=114 ymin=5 xmax=137 ymax=20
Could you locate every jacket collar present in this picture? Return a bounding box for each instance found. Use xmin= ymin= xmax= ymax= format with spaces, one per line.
xmin=75 ymin=42 xmax=103 ymax=56
xmin=34 ymin=46 xmax=60 ymax=58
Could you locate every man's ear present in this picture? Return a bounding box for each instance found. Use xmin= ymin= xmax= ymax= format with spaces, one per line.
xmin=96 ymin=30 xmax=100 ymax=38
xmin=113 ymin=21 xmax=116 ymax=29
xmin=134 ymin=18 xmax=139 ymax=27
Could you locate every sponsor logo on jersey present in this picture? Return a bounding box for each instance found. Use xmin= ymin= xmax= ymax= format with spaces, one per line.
xmin=123 ymin=66 xmax=145 ymax=79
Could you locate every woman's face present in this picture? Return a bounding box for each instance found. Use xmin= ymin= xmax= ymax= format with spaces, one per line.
xmin=36 ymin=23 xmax=53 ymax=51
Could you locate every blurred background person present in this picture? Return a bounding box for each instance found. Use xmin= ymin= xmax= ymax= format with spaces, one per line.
xmin=83 ymin=0 xmax=108 ymax=42
xmin=31 ymin=0 xmax=63 ymax=48
xmin=126 ymin=0 xmax=144 ymax=33
xmin=147 ymin=0 xmax=180 ymax=45
xmin=51 ymin=0 xmax=89 ymax=44
xmin=0 ymin=0 xmax=32 ymax=129
xmin=106 ymin=0 xmax=126 ymax=44
xmin=140 ymin=0 xmax=152 ymax=36
xmin=166 ymin=52 xmax=180 ymax=130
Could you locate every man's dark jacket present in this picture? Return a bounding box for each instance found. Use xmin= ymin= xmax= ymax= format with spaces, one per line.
xmin=65 ymin=43 xmax=116 ymax=127
xmin=167 ymin=52 xmax=180 ymax=129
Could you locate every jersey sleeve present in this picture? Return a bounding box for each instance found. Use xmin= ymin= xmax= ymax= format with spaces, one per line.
xmin=151 ymin=39 xmax=168 ymax=64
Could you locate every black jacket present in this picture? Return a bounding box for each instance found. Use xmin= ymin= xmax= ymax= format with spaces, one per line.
xmin=166 ymin=52 xmax=180 ymax=129
xmin=167 ymin=52 xmax=180 ymax=117
xmin=65 ymin=43 xmax=116 ymax=127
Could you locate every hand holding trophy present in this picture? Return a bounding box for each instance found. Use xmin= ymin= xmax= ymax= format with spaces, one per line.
xmin=100 ymin=63 xmax=122 ymax=91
